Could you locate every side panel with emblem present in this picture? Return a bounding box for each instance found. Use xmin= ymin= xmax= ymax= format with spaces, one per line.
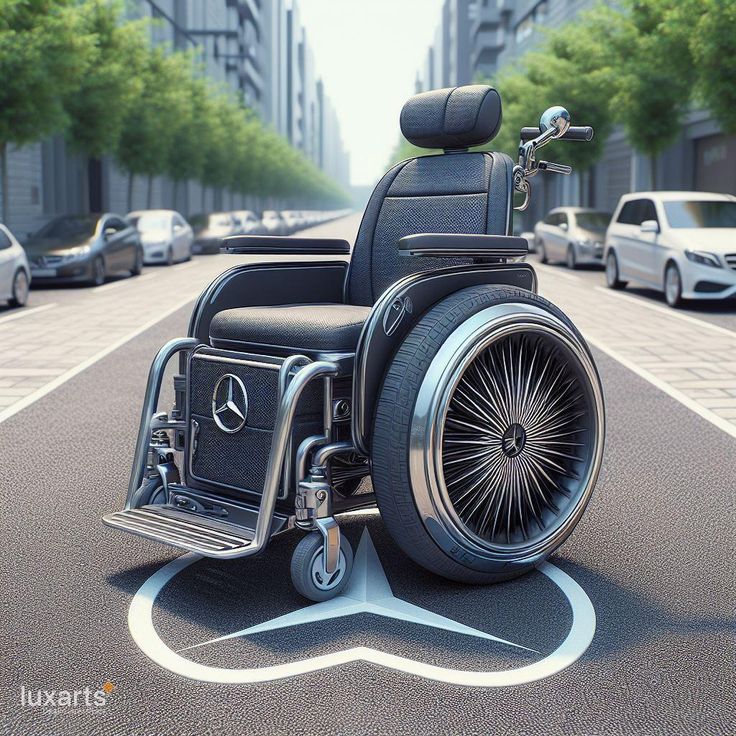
xmin=185 ymin=347 xmax=323 ymax=503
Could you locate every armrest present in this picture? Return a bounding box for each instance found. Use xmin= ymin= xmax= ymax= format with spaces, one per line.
xmin=221 ymin=235 xmax=351 ymax=255
xmin=398 ymin=233 xmax=528 ymax=259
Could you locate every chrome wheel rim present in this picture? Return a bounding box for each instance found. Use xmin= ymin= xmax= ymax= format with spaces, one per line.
xmin=665 ymin=266 xmax=680 ymax=304
xmin=409 ymin=304 xmax=604 ymax=570
xmin=14 ymin=270 xmax=29 ymax=304
xmin=439 ymin=325 xmax=600 ymax=551
xmin=309 ymin=549 xmax=347 ymax=591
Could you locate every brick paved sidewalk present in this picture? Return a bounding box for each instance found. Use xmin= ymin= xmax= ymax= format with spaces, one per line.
xmin=535 ymin=264 xmax=736 ymax=436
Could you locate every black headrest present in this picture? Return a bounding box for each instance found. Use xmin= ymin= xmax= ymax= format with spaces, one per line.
xmin=400 ymin=85 xmax=502 ymax=150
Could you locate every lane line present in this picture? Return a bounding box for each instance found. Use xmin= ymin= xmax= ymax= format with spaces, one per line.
xmin=0 ymin=303 xmax=56 ymax=327
xmin=92 ymin=273 xmax=157 ymax=294
xmin=584 ymin=332 xmax=736 ymax=440
xmin=0 ymin=293 xmax=197 ymax=426
xmin=533 ymin=263 xmax=582 ymax=282
xmin=592 ymin=286 xmax=736 ymax=338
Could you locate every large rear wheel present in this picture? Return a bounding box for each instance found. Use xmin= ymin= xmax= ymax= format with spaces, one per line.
xmin=372 ymin=285 xmax=604 ymax=584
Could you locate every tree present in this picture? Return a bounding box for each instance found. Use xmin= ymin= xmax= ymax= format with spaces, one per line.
xmin=116 ymin=47 xmax=192 ymax=209
xmin=0 ymin=0 xmax=94 ymax=220
xmin=63 ymin=0 xmax=147 ymax=158
xmin=609 ymin=0 xmax=696 ymax=188
xmin=691 ymin=0 xmax=736 ymax=133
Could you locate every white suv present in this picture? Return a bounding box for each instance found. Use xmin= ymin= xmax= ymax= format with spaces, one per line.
xmin=604 ymin=191 xmax=736 ymax=307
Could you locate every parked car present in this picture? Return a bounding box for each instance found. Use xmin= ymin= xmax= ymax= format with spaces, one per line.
xmin=513 ymin=221 xmax=536 ymax=254
xmin=0 ymin=223 xmax=31 ymax=308
xmin=231 ymin=210 xmax=264 ymax=236
xmin=25 ymin=213 xmax=142 ymax=286
xmin=189 ymin=213 xmax=237 ymax=254
xmin=126 ymin=209 xmax=193 ymax=266
xmin=534 ymin=207 xmax=610 ymax=268
xmin=281 ymin=210 xmax=306 ymax=234
xmin=261 ymin=210 xmax=288 ymax=236
xmin=605 ymin=191 xmax=736 ymax=307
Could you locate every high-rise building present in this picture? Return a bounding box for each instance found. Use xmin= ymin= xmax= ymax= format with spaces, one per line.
xmin=0 ymin=0 xmax=350 ymax=238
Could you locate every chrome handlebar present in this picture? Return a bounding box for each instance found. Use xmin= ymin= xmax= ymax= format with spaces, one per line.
xmin=513 ymin=106 xmax=594 ymax=212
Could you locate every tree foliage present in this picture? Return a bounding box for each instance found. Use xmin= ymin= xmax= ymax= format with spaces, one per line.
xmin=0 ymin=0 xmax=348 ymax=215
xmin=388 ymin=0 xmax=734 ymax=190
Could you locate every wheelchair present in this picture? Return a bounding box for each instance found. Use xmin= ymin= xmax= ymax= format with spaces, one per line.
xmin=104 ymin=85 xmax=605 ymax=601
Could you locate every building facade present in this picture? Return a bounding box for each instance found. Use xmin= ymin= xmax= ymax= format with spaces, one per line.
xmin=0 ymin=0 xmax=350 ymax=239
xmin=416 ymin=0 xmax=736 ymax=228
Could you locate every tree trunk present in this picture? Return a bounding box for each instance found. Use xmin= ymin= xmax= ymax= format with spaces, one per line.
xmin=649 ymin=155 xmax=657 ymax=190
xmin=0 ymin=142 xmax=7 ymax=224
xmin=147 ymin=174 xmax=153 ymax=209
xmin=127 ymin=171 xmax=134 ymax=213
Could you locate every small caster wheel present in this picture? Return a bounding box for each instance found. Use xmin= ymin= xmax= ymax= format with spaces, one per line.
xmin=290 ymin=530 xmax=353 ymax=602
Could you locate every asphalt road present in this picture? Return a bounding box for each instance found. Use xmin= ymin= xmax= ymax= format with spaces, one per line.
xmin=1 ymin=215 xmax=734 ymax=736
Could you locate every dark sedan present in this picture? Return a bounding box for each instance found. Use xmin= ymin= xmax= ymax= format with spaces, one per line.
xmin=189 ymin=212 xmax=237 ymax=255
xmin=25 ymin=213 xmax=143 ymax=286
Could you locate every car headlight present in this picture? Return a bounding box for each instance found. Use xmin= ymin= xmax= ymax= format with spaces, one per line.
xmin=59 ymin=245 xmax=91 ymax=262
xmin=685 ymin=250 xmax=722 ymax=268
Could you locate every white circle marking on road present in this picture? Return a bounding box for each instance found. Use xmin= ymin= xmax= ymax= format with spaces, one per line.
xmin=128 ymin=552 xmax=596 ymax=687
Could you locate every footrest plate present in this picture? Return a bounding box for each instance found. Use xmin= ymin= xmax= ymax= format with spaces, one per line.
xmin=103 ymin=505 xmax=255 ymax=557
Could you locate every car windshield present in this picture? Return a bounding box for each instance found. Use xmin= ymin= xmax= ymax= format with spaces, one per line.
xmin=575 ymin=212 xmax=611 ymax=231
xmin=663 ymin=200 xmax=736 ymax=228
xmin=130 ymin=214 xmax=169 ymax=231
xmin=33 ymin=215 xmax=97 ymax=240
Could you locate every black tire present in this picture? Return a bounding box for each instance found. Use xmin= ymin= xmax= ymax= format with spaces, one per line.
xmin=566 ymin=244 xmax=577 ymax=270
xmin=538 ymin=239 xmax=548 ymax=264
xmin=372 ymin=285 xmax=603 ymax=584
xmin=91 ymin=256 xmax=105 ymax=286
xmin=290 ymin=531 xmax=354 ymax=602
xmin=129 ymin=476 xmax=166 ymax=509
xmin=605 ymin=249 xmax=627 ymax=289
xmin=9 ymin=268 xmax=29 ymax=307
xmin=132 ymin=248 xmax=144 ymax=276
xmin=166 ymin=247 xmax=174 ymax=267
xmin=664 ymin=261 xmax=684 ymax=308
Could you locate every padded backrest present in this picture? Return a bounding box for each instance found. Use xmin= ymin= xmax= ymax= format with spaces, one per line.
xmin=347 ymin=149 xmax=514 ymax=306
xmin=346 ymin=85 xmax=513 ymax=306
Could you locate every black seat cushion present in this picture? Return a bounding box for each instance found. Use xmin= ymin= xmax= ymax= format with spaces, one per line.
xmin=210 ymin=304 xmax=371 ymax=354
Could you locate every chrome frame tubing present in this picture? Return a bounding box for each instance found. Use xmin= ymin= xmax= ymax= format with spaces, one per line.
xmin=126 ymin=337 xmax=198 ymax=509
xmin=250 ymin=360 xmax=339 ymax=556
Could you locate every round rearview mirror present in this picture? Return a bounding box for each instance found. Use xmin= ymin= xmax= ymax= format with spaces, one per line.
xmin=540 ymin=106 xmax=571 ymax=137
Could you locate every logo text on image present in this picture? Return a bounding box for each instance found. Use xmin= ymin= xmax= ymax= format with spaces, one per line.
xmin=20 ymin=681 xmax=115 ymax=710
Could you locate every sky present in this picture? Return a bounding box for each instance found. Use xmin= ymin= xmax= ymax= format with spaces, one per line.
xmin=299 ymin=0 xmax=445 ymax=187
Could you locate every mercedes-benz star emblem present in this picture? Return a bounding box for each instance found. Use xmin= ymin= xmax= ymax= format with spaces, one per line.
xmin=501 ymin=423 xmax=527 ymax=457
xmin=128 ymin=526 xmax=597 ymax=686
xmin=211 ymin=374 xmax=248 ymax=433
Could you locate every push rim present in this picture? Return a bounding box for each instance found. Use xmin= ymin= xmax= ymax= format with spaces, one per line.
xmin=438 ymin=325 xmax=599 ymax=552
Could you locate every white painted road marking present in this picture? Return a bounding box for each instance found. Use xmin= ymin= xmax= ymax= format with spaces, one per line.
xmin=129 ymin=527 xmax=596 ymax=686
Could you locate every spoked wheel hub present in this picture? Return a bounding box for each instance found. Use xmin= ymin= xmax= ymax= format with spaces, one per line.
xmin=407 ymin=302 xmax=605 ymax=574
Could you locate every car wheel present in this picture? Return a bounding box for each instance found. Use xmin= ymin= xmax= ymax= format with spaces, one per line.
xmin=664 ymin=261 xmax=684 ymax=308
xmin=566 ymin=244 xmax=577 ymax=270
xmin=91 ymin=256 xmax=105 ymax=286
xmin=132 ymin=248 xmax=144 ymax=276
xmin=9 ymin=269 xmax=29 ymax=307
xmin=166 ymin=247 xmax=174 ymax=267
xmin=605 ymin=250 xmax=627 ymax=289
xmin=538 ymin=239 xmax=548 ymax=264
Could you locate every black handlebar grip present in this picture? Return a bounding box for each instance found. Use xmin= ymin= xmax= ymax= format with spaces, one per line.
xmin=520 ymin=126 xmax=594 ymax=142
